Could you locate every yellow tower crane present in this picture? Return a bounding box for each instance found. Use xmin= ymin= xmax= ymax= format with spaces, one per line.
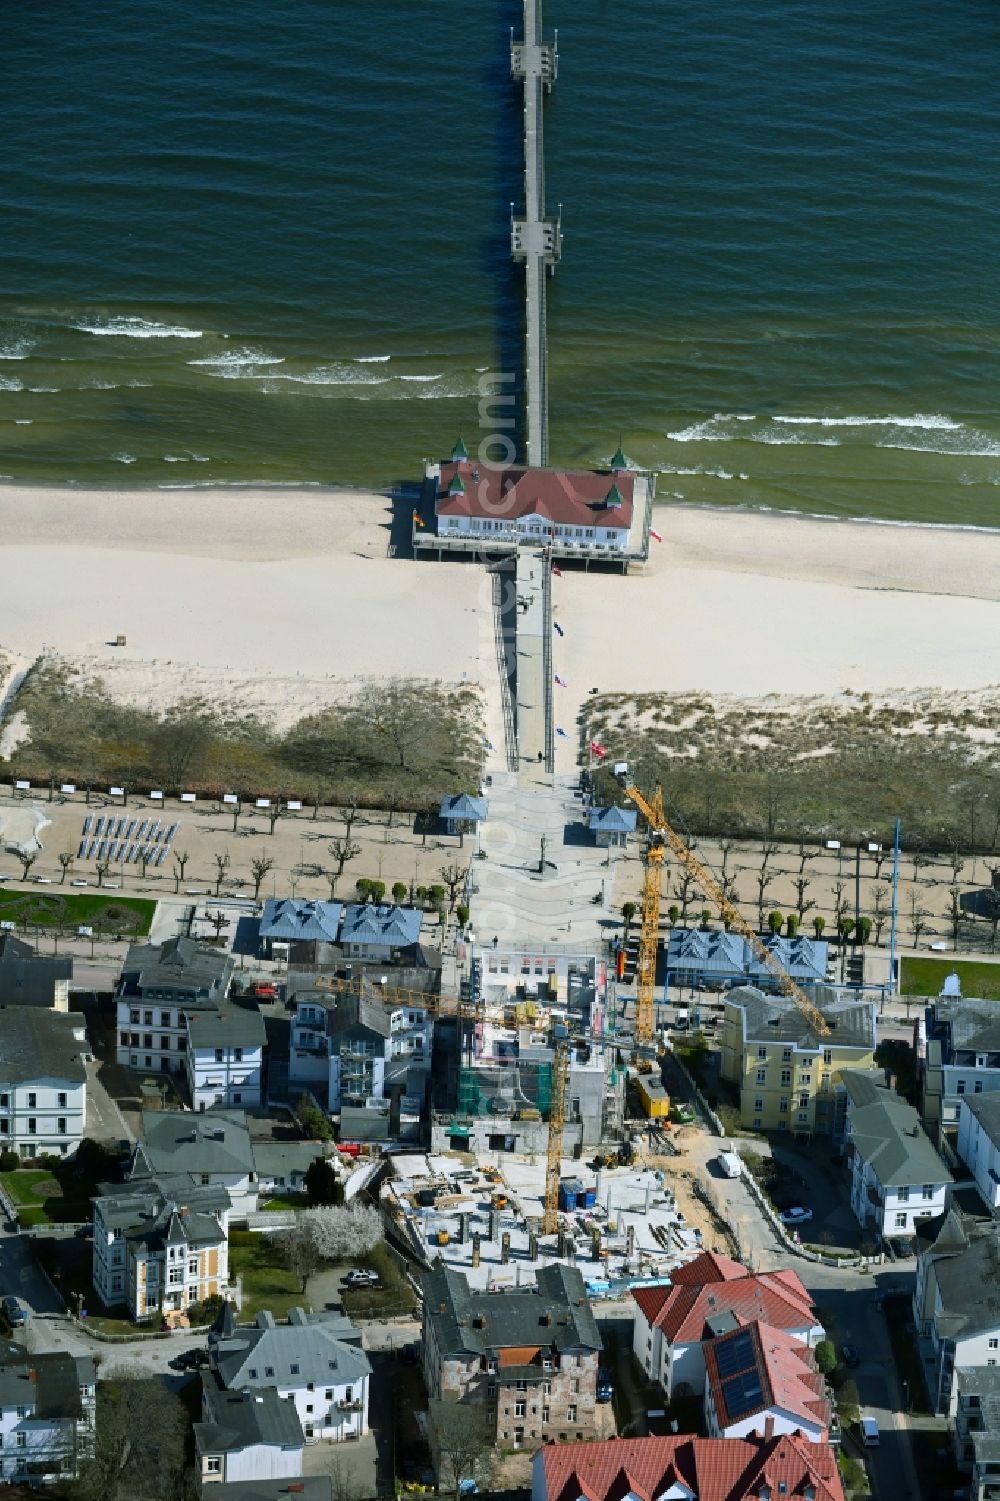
xmin=622 ymin=781 xmax=832 ymax=1040
xmin=542 ymin=1037 xmax=569 ymax=1235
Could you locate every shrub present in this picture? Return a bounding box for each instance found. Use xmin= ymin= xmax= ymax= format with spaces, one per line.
xmin=0 ymin=1150 xmax=19 ymax=1172
xmin=814 ymin=1338 xmax=837 ymax=1375
xmin=187 ymin=1293 xmax=226 ymax=1327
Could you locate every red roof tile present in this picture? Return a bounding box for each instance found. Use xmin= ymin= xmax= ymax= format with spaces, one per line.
xmin=540 ymin=1432 xmax=845 ymax=1501
xmin=436 ymin=460 xmax=635 ymax=529
xmin=631 ymin=1254 xmax=816 ymax=1344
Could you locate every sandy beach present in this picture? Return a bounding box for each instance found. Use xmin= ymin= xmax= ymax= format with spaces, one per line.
xmin=1 ymin=485 xmax=999 ymax=776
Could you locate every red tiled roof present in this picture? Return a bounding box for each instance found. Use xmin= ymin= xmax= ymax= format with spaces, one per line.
xmin=631 ymin=1252 xmax=816 ymax=1344
xmin=540 ymin=1432 xmax=845 ymax=1501
xmin=704 ymin=1320 xmax=829 ymax=1436
xmin=436 ymin=460 xmax=635 ymax=529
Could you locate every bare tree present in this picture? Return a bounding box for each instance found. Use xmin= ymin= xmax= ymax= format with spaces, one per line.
xmin=948 ymin=885 xmax=964 ymax=946
xmin=948 ymin=848 xmax=966 ymax=885
xmin=250 ymin=854 xmax=275 ymax=901
xmin=673 ymin=868 xmax=699 ymax=927
xmin=755 ymin=844 xmax=778 ymax=930
xmin=327 ymin=838 xmax=361 ymax=896
xmin=214 ymin=851 xmax=231 ymax=895
xmin=57 ymin=852 xmax=74 ymax=885
xmin=137 ymin=847 xmax=153 ymax=879
xmin=208 ymin=909 xmax=227 ymax=942
xmin=172 ymin=850 xmax=190 ymax=894
xmin=229 ymin=797 xmax=243 ymax=834
xmin=439 ymin=863 xmax=465 ymax=913
xmin=912 ymin=851 xmax=931 ymax=883
xmin=718 ymin=840 xmax=737 ymax=903
xmin=267 ymin=803 xmax=284 ymax=836
xmin=832 ymin=880 xmax=851 ymax=934
xmin=872 ymin=884 xmax=890 ymax=946
xmin=74 ymin=1362 xmax=189 ymax=1501
xmin=341 ymin=802 xmax=359 ymax=841
xmin=15 ymin=849 xmax=36 ymax=881
xmin=429 ymin=1401 xmax=496 ymax=1498
xmin=908 ymin=890 xmax=929 ymax=947
xmin=95 ymin=859 xmax=110 ymax=889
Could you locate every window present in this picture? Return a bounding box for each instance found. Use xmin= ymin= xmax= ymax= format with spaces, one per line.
xmin=143 ymin=1035 xmax=152 ymax=1049
xmin=799 ymin=1094 xmax=809 ymax=1109
xmin=15 ymin=1435 xmax=25 ymax=1449
xmin=215 ymin=1048 xmax=224 ymax=1063
xmin=206 ymin=1458 xmax=221 ymax=1474
xmin=756 ymin=1069 xmax=766 ymax=1085
xmin=290 ymin=1363 xmax=300 ymax=1376
xmin=27 ymin=1118 xmax=36 ymax=1135
xmin=188 ymin=1259 xmax=198 ymax=1276
xmin=990 ymin=1339 xmax=999 ymax=1351
xmin=160 ymin=1011 xmax=171 ymax=1026
xmin=781 ymin=1069 xmax=791 ymax=1086
xmin=130 ymin=1009 xmax=140 ymax=1024
xmin=898 ymin=1186 xmax=910 ymax=1203
xmin=957 ymin=1080 xmax=967 ymax=1095
xmin=515 ymin=1401 xmax=527 ymax=1418
xmin=757 ymin=1047 xmax=768 ymax=1061
xmin=144 ymin=1011 xmax=153 ymax=1025
xmin=797 ymin=1111 xmax=808 ymax=1123
xmin=923 ymin=1185 xmax=935 ymax=1201
xmin=27 ymin=1093 xmax=36 ymax=1109
xmin=58 ymin=1118 xmax=66 ymax=1135
xmin=265 ymin=1366 xmax=275 ymax=1378
xmin=780 ymin=1098 xmax=788 ymax=1113
xmin=515 ymin=1380 xmax=528 ymax=1392
xmin=800 ymin=1074 xmax=811 ymax=1086
xmin=248 ymin=1368 xmax=257 ymax=1379
xmin=233 ymin=1092 xmax=242 ymax=1104
xmin=58 ymin=1092 xmax=67 ymax=1108
xmin=895 ymin=1213 xmax=907 ymax=1228
xmin=488 ymin=1383 xmax=497 ymax=1397
xmin=144 ymin=1056 xmax=152 ymax=1067
xmin=120 ymin=1032 xmax=130 ymax=1047
xmin=234 ymin=1048 xmax=243 ymax=1063
xmin=567 ymin=1405 xmax=577 ymax=1423
xmin=754 ymin=1098 xmax=764 ymax=1112
xmin=823 ymin=1049 xmax=832 ymax=1065
xmin=753 ymin=1118 xmax=762 ymax=1129
xmin=0 ymin=1123 xmax=7 ymax=1136
xmin=975 ymin=1081 xmax=984 ymax=1094
xmin=782 ymin=1048 xmax=792 ymax=1062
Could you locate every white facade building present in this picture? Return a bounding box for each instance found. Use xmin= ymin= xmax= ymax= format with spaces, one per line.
xmin=92 ymin=1179 xmax=232 ymax=1321
xmin=842 ymin=1071 xmax=952 ymax=1240
xmin=957 ymin=1093 xmax=1000 ymax=1212
xmin=196 ymin=1383 xmax=304 ymax=1486
xmin=0 ymin=1347 xmax=96 ymax=1484
xmin=0 ymin=1009 xmax=88 ymax=1161
xmin=913 ymin=1211 xmax=1000 ymax=1416
xmin=131 ymin=1108 xmax=259 ymax=1219
xmin=186 ymin=1005 xmax=267 ymax=1112
xmin=116 ymin=935 xmax=232 ymax=1076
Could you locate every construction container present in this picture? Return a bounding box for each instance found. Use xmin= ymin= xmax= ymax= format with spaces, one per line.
xmin=558 ymin=1176 xmax=585 ymax=1211
xmin=582 ymin=1187 xmax=597 ymax=1208
xmin=635 ymin=1073 xmax=671 ymax=1119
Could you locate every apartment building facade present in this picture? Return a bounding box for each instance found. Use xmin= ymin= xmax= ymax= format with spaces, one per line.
xmin=0 ymin=1347 xmax=96 ymax=1484
xmin=116 ymin=936 xmax=233 ymax=1076
xmin=186 ymin=1005 xmax=267 ymax=1112
xmin=92 ymin=1178 xmax=231 ymax=1320
xmin=0 ymin=1008 xmax=88 ymax=1160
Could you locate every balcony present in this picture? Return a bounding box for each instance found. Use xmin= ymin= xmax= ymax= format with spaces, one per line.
xmin=336 ymin=1399 xmax=363 ymax=1412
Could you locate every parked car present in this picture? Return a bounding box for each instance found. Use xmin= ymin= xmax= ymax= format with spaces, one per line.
xmin=169 ymin=1347 xmax=208 ymax=1371
xmin=841 ymin=1344 xmax=860 ymax=1369
xmin=893 ymin=1236 xmax=916 ymax=1258
xmin=344 ymin=1269 xmax=380 ymax=1289
xmin=2 ymin=1296 xmax=29 ymax=1327
xmin=250 ymin=982 xmax=279 ymax=999
xmin=780 ymin=1207 xmax=813 ymax=1226
xmin=596 ymin=1369 xmax=614 ymax=1403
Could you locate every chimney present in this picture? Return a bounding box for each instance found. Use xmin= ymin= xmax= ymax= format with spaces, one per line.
xmin=180 ymin=1206 xmax=189 ymax=1217
xmin=764 ymin=1415 xmax=775 ymax=1440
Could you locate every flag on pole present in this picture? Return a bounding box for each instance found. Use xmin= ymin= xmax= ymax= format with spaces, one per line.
xmin=553 ymin=621 xmax=565 ymax=637
xmin=590 ymin=739 xmax=608 ymax=758
xmin=412 ymin=510 xmax=425 ymax=527
xmin=554 ymin=674 xmax=567 ymax=688
xmin=650 ymin=527 xmax=663 ymax=542
xmin=552 ymin=565 xmax=563 ymax=577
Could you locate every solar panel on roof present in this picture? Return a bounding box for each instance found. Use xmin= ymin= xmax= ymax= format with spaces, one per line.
xmin=713 ymin=1330 xmax=755 ymax=1378
xmin=722 ymin=1370 xmax=764 ymax=1420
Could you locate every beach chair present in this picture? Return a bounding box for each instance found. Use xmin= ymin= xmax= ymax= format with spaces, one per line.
xmin=155 ymin=847 xmax=168 ymax=867
xmin=77 ymin=840 xmax=87 ymax=858
xmin=125 ymin=819 xmax=137 ymax=839
xmin=95 ymin=817 xmax=105 ymax=837
xmin=82 ymin=815 xmax=93 ymax=836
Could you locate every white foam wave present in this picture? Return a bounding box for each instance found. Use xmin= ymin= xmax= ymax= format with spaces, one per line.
xmin=28 ymin=386 xmax=59 ymax=394
xmin=0 ymin=338 xmax=34 ymax=361
xmin=354 ymin=354 xmax=391 ymax=363
xmin=187 ymin=347 xmax=284 ymax=369
xmin=879 ymin=439 xmax=1000 ymax=458
xmin=14 ymin=419 xmax=32 ymax=426
xmin=0 ymin=377 xmax=24 ymax=392
xmin=666 ymin=423 xmax=733 ymax=442
xmin=772 ymin=412 xmax=962 ymax=431
xmin=74 ymin=316 xmax=203 ymax=339
xmin=398 ymin=374 xmax=441 ymax=383
xmin=84 ymin=380 xmax=119 ymax=390
xmin=113 ymin=452 xmax=137 ymax=464
xmin=127 ymin=379 xmax=153 ymax=388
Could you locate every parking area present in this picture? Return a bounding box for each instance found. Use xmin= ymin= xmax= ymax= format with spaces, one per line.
xmin=764 ymin=1138 xmax=867 ymax=1254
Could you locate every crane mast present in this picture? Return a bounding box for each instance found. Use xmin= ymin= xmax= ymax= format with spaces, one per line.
xmin=622 ymin=782 xmax=831 ymax=1039
xmin=542 ymin=1038 xmax=569 ymax=1235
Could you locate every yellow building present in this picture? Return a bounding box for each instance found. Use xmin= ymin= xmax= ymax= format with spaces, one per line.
xmin=721 ymin=985 xmax=877 ymax=1138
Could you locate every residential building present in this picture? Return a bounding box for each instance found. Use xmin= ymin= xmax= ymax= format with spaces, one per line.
xmin=289 ymin=988 xmax=429 ymax=1142
xmin=131 ymin=1109 xmax=258 ymax=1217
xmin=0 ymin=1344 xmax=96 ymax=1484
xmin=439 ymin=794 xmax=487 ymax=841
xmin=186 ymin=1003 xmax=267 ymax=1112
xmin=954 ymin=1366 xmax=1000 ymax=1497
xmin=339 ymin=904 xmax=424 ymax=964
xmin=0 ymin=934 xmax=72 ymax=1011
xmin=92 ymin=1177 xmax=232 ymax=1320
xmin=195 ymin=1381 xmax=304 ymax=1487
xmin=422 ymin=1264 xmax=602 ymax=1451
xmin=923 ymin=996 xmax=1000 ymax=1140
xmin=426 ymin=449 xmax=642 ymax=557
xmin=720 ymin=985 xmax=877 ymax=1136
xmin=209 ymin=1305 xmax=371 ymax=1443
xmin=0 ymin=1006 xmax=88 ymax=1159
xmin=258 ymin=900 xmax=343 ymax=960
xmin=912 ymin=1210 xmax=1000 ymax=1415
xmin=958 ymin=1092 xmax=1000 ymax=1211
xmin=531 ymin=1431 xmax=846 ymax=1501
xmin=703 ymin=1320 xmax=831 ymax=1442
xmin=631 ymin=1249 xmax=824 ymax=1398
xmin=842 ymin=1070 xmax=952 ymax=1241
xmin=116 ymin=935 xmax=233 ymax=1076
xmin=588 ymin=806 xmax=637 ymax=848
xmin=665 ymin=932 xmax=828 ymax=994
xmin=251 ymin=1141 xmax=326 ymax=1199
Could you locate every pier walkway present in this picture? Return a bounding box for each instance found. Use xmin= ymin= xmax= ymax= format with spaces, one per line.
xmin=511 ymin=0 xmax=560 ymax=467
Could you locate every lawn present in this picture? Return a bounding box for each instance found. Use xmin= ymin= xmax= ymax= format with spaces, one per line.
xmin=262 ymin=1194 xmax=308 ymax=1212
xmin=0 ymin=1168 xmax=92 ymax=1227
xmin=0 ymin=889 xmax=155 ymax=935
xmin=340 ymin=1242 xmax=417 ymax=1319
xmin=900 ymin=956 xmax=1000 ymax=1001
xmin=228 ymin=1229 xmax=304 ymax=1321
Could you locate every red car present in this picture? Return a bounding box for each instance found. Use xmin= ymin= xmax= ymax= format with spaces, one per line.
xmin=250 ymin=982 xmax=278 ymax=999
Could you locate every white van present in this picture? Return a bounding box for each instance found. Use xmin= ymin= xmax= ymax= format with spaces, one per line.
xmin=718 ymin=1151 xmax=742 ymax=1179
xmin=860 ymin=1416 xmax=880 ymax=1447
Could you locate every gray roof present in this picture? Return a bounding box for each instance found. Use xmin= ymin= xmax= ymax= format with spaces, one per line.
xmin=729 ymin=985 xmax=875 ymax=1052
xmin=961 ymin=1091 xmax=1000 ymax=1142
xmin=588 ymin=805 xmax=637 ymax=833
xmin=440 ymin=794 xmax=488 ymax=823
xmin=187 ymin=1002 xmax=267 ymax=1051
xmin=929 ymin=998 xmax=1000 ymax=1058
xmin=122 ymin=935 xmax=232 ymax=996
xmin=0 ymin=1006 xmax=87 ymax=1085
xmin=133 ymin=1108 xmax=255 ymax=1177
xmin=196 ymin=1379 xmax=304 ymax=1455
xmin=424 ymin=1263 xmax=601 ymax=1357
xmin=956 ymin=1367 xmax=1000 ymax=1465
xmin=667 ymin=929 xmax=746 ymax=974
xmin=0 ymin=1348 xmax=95 ymax=1418
xmin=924 ymin=1214 xmax=1000 ymax=1339
xmin=757 ymin=935 xmax=829 ymax=982
xmin=0 ymin=935 xmax=72 ymax=1008
xmin=327 ymin=992 xmax=392 ymax=1042
xmin=848 ymin=1093 xmax=952 ymax=1189
xmin=840 ymin=1070 xmax=893 ymax=1110
xmin=260 ymin=899 xmax=343 ymax=943
xmin=94 ymin=1178 xmax=230 ymax=1252
xmin=199 ymin=1481 xmax=332 ymax=1501
xmin=251 ymin=1141 xmax=325 ymax=1181
xmin=341 ymin=904 xmax=423 ymax=948
xmin=209 ymin=1306 xmax=371 ymax=1393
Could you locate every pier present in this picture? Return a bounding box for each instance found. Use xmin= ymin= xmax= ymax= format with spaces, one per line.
xmin=511 ymin=0 xmax=560 ymax=467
